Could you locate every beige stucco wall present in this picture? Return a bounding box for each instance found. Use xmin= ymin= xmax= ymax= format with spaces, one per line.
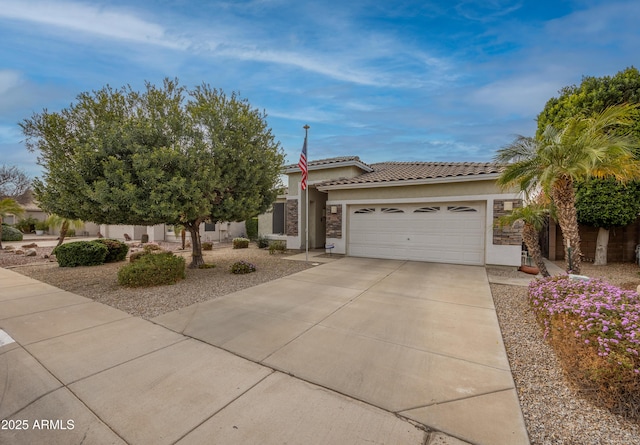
xmin=288 ymin=166 xmax=365 ymax=192
xmin=326 ymin=179 xmax=502 ymax=202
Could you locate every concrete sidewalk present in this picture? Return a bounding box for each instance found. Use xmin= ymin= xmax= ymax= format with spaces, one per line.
xmin=1 ymin=259 xmax=530 ymax=444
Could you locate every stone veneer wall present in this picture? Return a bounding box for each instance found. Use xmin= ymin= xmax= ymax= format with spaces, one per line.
xmin=286 ymin=200 xmax=298 ymax=237
xmin=326 ymin=205 xmax=342 ymax=239
xmin=493 ymin=199 xmax=523 ymax=245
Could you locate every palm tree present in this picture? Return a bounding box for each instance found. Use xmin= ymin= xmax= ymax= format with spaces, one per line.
xmin=496 ymin=200 xmax=550 ymax=277
xmin=46 ymin=214 xmax=85 ymax=247
xmin=494 ymin=104 xmax=640 ymax=274
xmin=0 ymin=198 xmax=24 ymax=249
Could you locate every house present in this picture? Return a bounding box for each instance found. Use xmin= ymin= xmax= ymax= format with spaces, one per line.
xmin=266 ymin=156 xmax=523 ymax=266
xmin=4 ymin=198 xmax=100 ymax=237
xmin=98 ymin=221 xmax=245 ymax=244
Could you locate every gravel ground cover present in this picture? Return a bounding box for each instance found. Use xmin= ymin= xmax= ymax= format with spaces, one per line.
xmin=491 ymin=262 xmax=640 ymax=445
xmin=4 ymin=243 xmax=313 ymax=319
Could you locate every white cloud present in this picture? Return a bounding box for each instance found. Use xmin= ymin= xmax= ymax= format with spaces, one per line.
xmin=0 ymin=70 xmax=22 ymax=95
xmin=455 ymin=0 xmax=522 ymax=21
xmin=470 ymin=76 xmax=560 ymax=116
xmin=0 ymin=0 xmax=188 ymax=49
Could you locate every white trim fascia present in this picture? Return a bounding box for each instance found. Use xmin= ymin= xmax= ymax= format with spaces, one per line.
xmin=316 ymin=173 xmax=502 ymax=191
xmin=327 ymin=192 xmax=519 ymax=206
xmin=283 ymin=160 xmax=374 ymax=174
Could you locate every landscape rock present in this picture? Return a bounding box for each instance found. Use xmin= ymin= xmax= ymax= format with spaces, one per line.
xmin=22 ymin=242 xmax=38 ymax=248
xmin=14 ymin=249 xmax=24 ymax=255
xmin=25 ymin=249 xmax=37 ymax=257
xmin=4 ymin=245 xmax=15 ymax=251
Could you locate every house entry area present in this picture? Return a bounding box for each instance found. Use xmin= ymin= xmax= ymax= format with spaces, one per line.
xmin=347 ymin=202 xmax=485 ymax=265
xmin=306 ymin=187 xmax=328 ymax=249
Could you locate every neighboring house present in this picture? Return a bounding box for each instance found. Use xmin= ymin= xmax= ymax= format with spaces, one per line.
xmin=6 ymin=199 xmax=246 ymax=243
xmin=268 ymin=156 xmax=522 ymax=267
xmin=99 ymin=221 xmax=245 ymax=243
xmin=5 ymin=199 xmax=100 ymax=236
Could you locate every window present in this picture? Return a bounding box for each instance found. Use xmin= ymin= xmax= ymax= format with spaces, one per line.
xmin=204 ymin=222 xmax=216 ymax=231
xmin=414 ymin=206 xmax=440 ymax=213
xmin=272 ymin=202 xmax=285 ymax=234
xmin=447 ymin=206 xmax=477 ymax=213
xmin=381 ymin=207 xmax=404 ymax=214
xmin=354 ymin=208 xmax=375 ymax=214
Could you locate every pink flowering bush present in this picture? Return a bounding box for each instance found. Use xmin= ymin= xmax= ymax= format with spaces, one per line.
xmin=529 ymin=275 xmax=640 ymax=420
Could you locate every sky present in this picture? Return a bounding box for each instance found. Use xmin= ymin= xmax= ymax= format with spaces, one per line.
xmin=0 ymin=0 xmax=638 ymax=179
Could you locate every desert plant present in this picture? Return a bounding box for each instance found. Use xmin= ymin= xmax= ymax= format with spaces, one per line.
xmin=233 ymin=237 xmax=250 ymax=249
xmin=268 ymin=240 xmax=286 ymax=254
xmin=1 ymin=224 xmax=23 ymax=242
xmin=143 ymin=243 xmax=163 ymax=252
xmin=93 ymin=238 xmax=129 ymax=263
xmin=0 ymin=198 xmax=24 ymax=248
xmin=53 ymin=241 xmax=108 ymax=267
xmin=202 ymin=242 xmax=213 ymax=251
xmin=118 ymin=252 xmax=186 ymax=287
xmin=495 ymin=104 xmax=640 ymax=274
xmin=129 ymin=250 xmax=150 ymax=263
xmin=529 ymin=275 xmax=640 ymax=419
xmin=245 ymin=217 xmax=258 ymax=240
xmin=46 ymin=214 xmax=85 ymax=246
xmin=230 ymin=260 xmax=256 ymax=274
xmin=256 ymin=235 xmax=270 ymax=249
xmin=14 ymin=216 xmax=37 ymax=234
xmin=34 ymin=220 xmax=49 ymax=231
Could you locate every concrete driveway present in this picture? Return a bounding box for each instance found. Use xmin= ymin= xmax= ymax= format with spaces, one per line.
xmin=155 ymin=257 xmax=529 ymax=445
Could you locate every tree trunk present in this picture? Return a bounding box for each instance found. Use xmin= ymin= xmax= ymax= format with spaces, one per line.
xmin=551 ymin=177 xmax=582 ymax=274
xmin=56 ymin=221 xmax=69 ymax=247
xmin=522 ymin=223 xmax=550 ymax=277
xmin=186 ymin=221 xmax=204 ymax=268
xmin=593 ymin=227 xmax=610 ymax=266
xmin=0 ymin=215 xmax=3 ymax=249
xmin=181 ymin=228 xmax=186 ymax=250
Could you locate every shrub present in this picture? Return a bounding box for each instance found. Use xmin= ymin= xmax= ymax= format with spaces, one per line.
xmin=268 ymin=240 xmax=286 ymax=254
xmin=34 ymin=220 xmax=49 ymax=231
xmin=54 ymin=241 xmax=108 ymax=267
xmin=233 ymin=237 xmax=249 ymax=249
xmin=230 ymin=260 xmax=256 ymax=274
xmin=529 ymin=275 xmax=640 ymax=419
xmin=256 ymin=236 xmax=270 ymax=249
xmin=245 ymin=217 xmax=258 ymax=240
xmin=15 ymin=217 xmax=37 ymax=233
xmin=67 ymin=229 xmax=76 ymax=237
xmin=118 ymin=252 xmax=185 ymax=287
xmin=202 ymin=242 xmax=213 ymax=251
xmin=93 ymin=238 xmax=129 ymax=263
xmin=129 ymin=250 xmax=150 ymax=263
xmin=1 ymin=224 xmax=23 ymax=241
xmin=143 ymin=243 xmax=163 ymax=252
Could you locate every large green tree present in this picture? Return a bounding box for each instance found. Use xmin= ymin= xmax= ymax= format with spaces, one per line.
xmin=21 ymin=79 xmax=284 ymax=268
xmin=537 ymin=67 xmax=640 ymax=265
xmin=575 ymin=179 xmax=640 ymax=264
xmin=495 ymin=104 xmax=640 ymax=274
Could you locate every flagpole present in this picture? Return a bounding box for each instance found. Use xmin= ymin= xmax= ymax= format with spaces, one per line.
xmin=304 ymin=125 xmax=310 ymax=262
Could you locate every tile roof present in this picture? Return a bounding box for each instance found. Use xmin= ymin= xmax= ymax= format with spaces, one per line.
xmin=318 ymin=161 xmax=502 ymax=187
xmin=284 ymin=156 xmax=372 ymax=171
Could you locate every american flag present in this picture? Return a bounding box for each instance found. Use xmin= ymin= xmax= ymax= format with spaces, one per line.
xmin=298 ymin=134 xmax=308 ymax=190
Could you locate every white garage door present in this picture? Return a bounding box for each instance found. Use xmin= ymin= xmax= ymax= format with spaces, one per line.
xmin=348 ymin=203 xmax=485 ymax=265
